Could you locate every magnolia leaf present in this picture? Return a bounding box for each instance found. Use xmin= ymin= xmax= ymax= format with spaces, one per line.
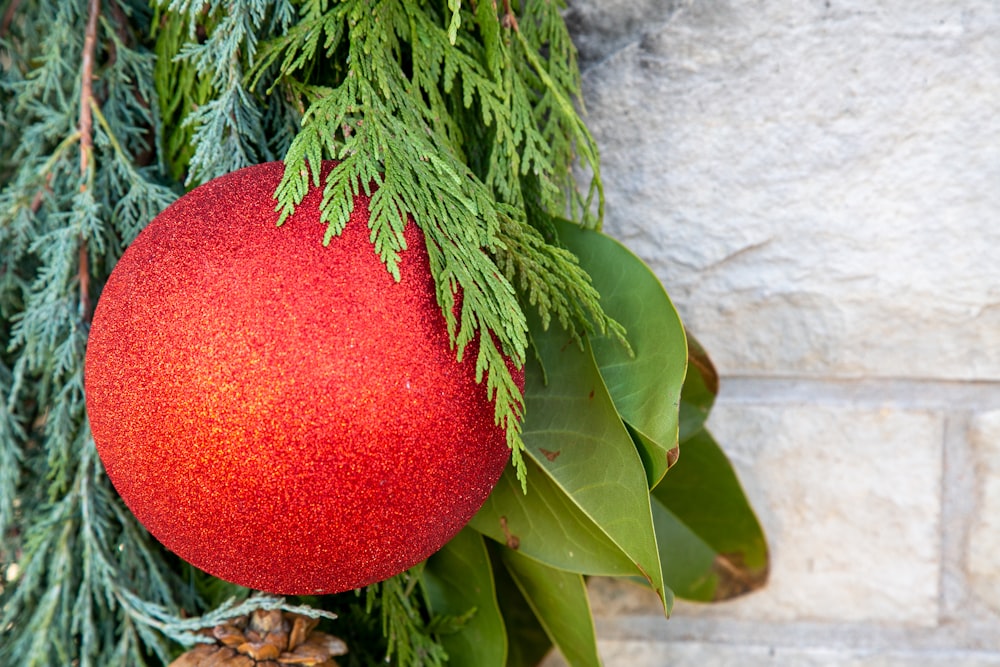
xmin=521 ymin=324 xmax=667 ymax=607
xmin=521 ymin=325 xmax=665 ymax=605
xmin=648 ymin=498 xmax=717 ymax=601
xmin=554 ymin=220 xmax=687 ymax=488
xmin=470 ymin=458 xmax=639 ymax=577
xmin=679 ymin=332 xmax=718 ymax=443
xmin=652 ymin=428 xmax=769 ymax=601
xmin=491 ymin=550 xmax=552 ymax=667
xmin=473 ymin=311 xmax=668 ymax=609
xmin=423 ymin=528 xmax=507 ymax=666
xmin=500 ymin=548 xmax=600 ymax=667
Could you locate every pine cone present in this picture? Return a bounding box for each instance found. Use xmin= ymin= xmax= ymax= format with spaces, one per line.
xmin=169 ymin=609 xmax=347 ymax=667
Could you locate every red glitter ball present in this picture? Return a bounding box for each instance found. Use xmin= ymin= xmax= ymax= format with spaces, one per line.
xmin=84 ymin=162 xmax=520 ymax=595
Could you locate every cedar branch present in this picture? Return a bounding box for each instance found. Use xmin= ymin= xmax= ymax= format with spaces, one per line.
xmin=78 ymin=0 xmax=100 ymax=324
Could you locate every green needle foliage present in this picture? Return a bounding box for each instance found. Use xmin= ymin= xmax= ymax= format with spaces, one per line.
xmin=150 ymin=0 xmax=617 ymax=486
xmin=240 ymin=0 xmax=613 ymax=483
xmin=0 ymin=0 xmax=618 ymax=664
xmin=1 ymin=1 xmax=768 ymax=666
xmin=0 ymin=1 xmax=193 ymax=664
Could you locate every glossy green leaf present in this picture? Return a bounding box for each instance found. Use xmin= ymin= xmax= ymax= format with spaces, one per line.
xmin=679 ymin=333 xmax=718 ymax=443
xmin=423 ymin=528 xmax=507 ymax=667
xmin=501 ymin=548 xmax=600 ymax=667
xmin=652 ymin=428 xmax=769 ymax=601
xmin=555 ymin=219 xmax=687 ymax=488
xmin=470 ymin=458 xmax=639 ymax=577
xmin=473 ymin=310 xmax=667 ymax=608
xmin=491 ymin=548 xmax=552 ymax=667
xmin=521 ymin=326 xmax=666 ymax=605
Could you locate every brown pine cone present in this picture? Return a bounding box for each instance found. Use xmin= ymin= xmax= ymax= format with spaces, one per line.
xmin=169 ymin=609 xmax=347 ymax=667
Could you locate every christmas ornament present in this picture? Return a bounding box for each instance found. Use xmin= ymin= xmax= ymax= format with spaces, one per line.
xmin=168 ymin=609 xmax=347 ymax=667
xmin=85 ymin=162 xmax=520 ymax=595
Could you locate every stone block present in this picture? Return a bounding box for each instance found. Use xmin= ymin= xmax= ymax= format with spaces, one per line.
xmin=967 ymin=410 xmax=1000 ymax=615
xmin=586 ymin=403 xmax=944 ymax=625
xmin=574 ymin=0 xmax=1000 ymax=380
xmin=543 ymin=641 xmax=1000 ymax=667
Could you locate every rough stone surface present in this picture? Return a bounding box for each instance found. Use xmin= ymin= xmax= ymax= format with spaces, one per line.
xmin=967 ymin=411 xmax=1000 ymax=616
xmin=574 ymin=0 xmax=1000 ymax=379
xmin=544 ymin=641 xmax=1000 ymax=667
xmin=560 ymin=1 xmax=1000 ymax=665
xmin=563 ymin=0 xmax=684 ymax=67
xmin=585 ymin=402 xmax=944 ymax=625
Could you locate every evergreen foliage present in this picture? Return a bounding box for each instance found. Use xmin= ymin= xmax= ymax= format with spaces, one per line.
xmin=1 ymin=1 xmax=770 ymax=665
xmin=0 ymin=1 xmax=193 ymax=664
xmin=241 ymin=0 xmax=614 ymax=483
xmin=0 ymin=0 xmax=618 ymax=664
xmin=367 ymin=571 xmax=449 ymax=667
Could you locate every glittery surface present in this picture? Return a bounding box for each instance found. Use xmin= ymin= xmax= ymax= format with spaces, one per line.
xmin=84 ymin=162 xmax=521 ymax=595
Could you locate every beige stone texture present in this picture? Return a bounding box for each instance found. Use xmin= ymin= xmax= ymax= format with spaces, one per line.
xmin=546 ymin=641 xmax=1000 ymax=667
xmin=583 ymin=403 xmax=944 ymax=625
xmin=559 ymin=0 xmax=1000 ymax=664
xmin=575 ymin=0 xmax=1000 ymax=380
xmin=967 ymin=410 xmax=1000 ymax=616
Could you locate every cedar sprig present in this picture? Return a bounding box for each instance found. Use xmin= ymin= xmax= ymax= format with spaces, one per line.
xmin=255 ymin=0 xmax=531 ymax=483
xmin=243 ymin=0 xmax=618 ymax=487
xmin=492 ymin=209 xmax=628 ymax=350
xmin=366 ymin=570 xmax=449 ymax=667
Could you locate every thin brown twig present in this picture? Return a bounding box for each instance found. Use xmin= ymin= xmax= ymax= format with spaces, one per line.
xmin=79 ymin=0 xmax=99 ymax=177
xmin=0 ymin=0 xmax=22 ymax=38
xmin=78 ymin=0 xmax=100 ymax=324
xmin=500 ymin=0 xmax=518 ymax=31
xmin=30 ymin=173 xmax=54 ymax=213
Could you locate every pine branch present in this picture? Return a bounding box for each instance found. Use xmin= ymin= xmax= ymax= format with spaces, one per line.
xmin=156 ymin=0 xmax=295 ymax=185
xmin=0 ymin=0 xmax=20 ymax=38
xmin=0 ymin=360 xmax=25 ymax=549
xmin=119 ymin=591 xmax=336 ymax=648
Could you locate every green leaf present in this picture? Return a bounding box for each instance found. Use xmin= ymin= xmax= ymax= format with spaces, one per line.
xmin=500 ymin=548 xmax=600 ymax=667
xmin=491 ymin=548 xmax=552 ymax=667
xmin=472 ymin=312 xmax=668 ymax=609
xmin=679 ymin=333 xmax=718 ymax=443
xmin=470 ymin=458 xmax=639 ymax=577
xmin=423 ymin=528 xmax=507 ymax=667
xmin=652 ymin=428 xmax=769 ymax=601
xmin=555 ymin=220 xmax=687 ymax=488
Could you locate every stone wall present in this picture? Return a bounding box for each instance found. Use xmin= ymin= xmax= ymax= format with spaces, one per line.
xmin=552 ymin=1 xmax=1000 ymax=664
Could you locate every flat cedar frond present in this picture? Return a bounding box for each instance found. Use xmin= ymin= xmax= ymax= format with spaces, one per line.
xmin=493 ymin=211 xmax=628 ymax=351
xmin=254 ymin=0 xmax=610 ymax=488
xmin=368 ymin=571 xmax=449 ymax=667
xmin=268 ymin=0 xmax=532 ymax=484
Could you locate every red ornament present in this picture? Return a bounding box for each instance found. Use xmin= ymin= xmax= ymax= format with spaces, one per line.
xmin=85 ymin=162 xmax=519 ymax=595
